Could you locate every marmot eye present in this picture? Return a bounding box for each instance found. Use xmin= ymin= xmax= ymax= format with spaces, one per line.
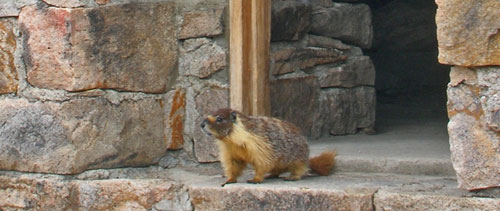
xmin=216 ymin=117 xmax=223 ymax=123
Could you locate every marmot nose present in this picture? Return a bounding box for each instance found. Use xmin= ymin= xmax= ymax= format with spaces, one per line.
xmin=201 ymin=119 xmax=207 ymax=128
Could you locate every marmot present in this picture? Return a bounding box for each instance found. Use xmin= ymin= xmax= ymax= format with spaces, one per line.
xmin=201 ymin=108 xmax=336 ymax=186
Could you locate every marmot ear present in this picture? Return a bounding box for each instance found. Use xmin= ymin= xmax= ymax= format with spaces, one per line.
xmin=230 ymin=111 xmax=237 ymax=122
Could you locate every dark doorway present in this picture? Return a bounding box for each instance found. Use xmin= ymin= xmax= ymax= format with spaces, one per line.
xmin=366 ymin=0 xmax=450 ymax=135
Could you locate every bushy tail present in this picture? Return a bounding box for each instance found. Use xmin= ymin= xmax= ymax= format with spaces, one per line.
xmin=309 ymin=150 xmax=336 ymax=176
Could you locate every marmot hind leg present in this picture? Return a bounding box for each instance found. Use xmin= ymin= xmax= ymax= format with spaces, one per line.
xmin=265 ymin=167 xmax=287 ymax=179
xmin=284 ymin=161 xmax=308 ymax=181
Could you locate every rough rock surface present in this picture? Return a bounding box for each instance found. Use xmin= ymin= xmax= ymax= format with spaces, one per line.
xmin=317 ymin=86 xmax=376 ymax=135
xmin=176 ymin=167 xmax=498 ymax=211
xmin=271 ymin=76 xmax=320 ymax=137
xmin=0 ymin=19 xmax=17 ymax=94
xmin=190 ymin=186 xmax=374 ymax=211
xmin=178 ymin=7 xmax=224 ymax=39
xmin=42 ymin=0 xmax=88 ymax=8
xmin=164 ymin=89 xmax=186 ymax=150
xmin=436 ymin=0 xmax=500 ymax=66
xmin=72 ymin=180 xmax=190 ymax=210
xmin=312 ymin=56 xmax=375 ymax=88
xmin=270 ymin=47 xmax=346 ymax=75
xmin=19 ymin=3 xmax=178 ymax=93
xmin=307 ymin=34 xmax=351 ymax=50
xmin=375 ymin=190 xmax=500 ymax=211
xmin=95 ymin=0 xmax=110 ymax=5
xmin=184 ymin=83 xmax=229 ymax=163
xmin=447 ymin=66 xmax=500 ymax=190
xmin=309 ymin=0 xmax=334 ymax=8
xmin=310 ymin=3 xmax=372 ymax=48
xmin=0 ymin=97 xmax=167 ymax=174
xmin=180 ymin=38 xmax=227 ymax=78
xmin=0 ymin=0 xmax=37 ymax=17
xmin=271 ymin=0 xmax=312 ymax=41
xmin=0 ymin=174 xmax=190 ymax=210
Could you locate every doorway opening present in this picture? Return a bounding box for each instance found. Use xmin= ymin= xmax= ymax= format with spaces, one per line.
xmin=370 ymin=0 xmax=450 ymax=145
xmin=315 ymin=0 xmax=453 ymax=175
xmin=367 ymin=0 xmax=450 ymax=127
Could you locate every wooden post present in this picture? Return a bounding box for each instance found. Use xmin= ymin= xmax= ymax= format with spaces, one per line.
xmin=229 ymin=0 xmax=271 ymax=116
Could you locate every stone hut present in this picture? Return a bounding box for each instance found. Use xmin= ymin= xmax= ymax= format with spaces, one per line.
xmin=0 ymin=0 xmax=498 ymax=209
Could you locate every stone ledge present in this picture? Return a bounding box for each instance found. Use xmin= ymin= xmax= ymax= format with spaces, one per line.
xmin=270 ymin=47 xmax=346 ymax=76
xmin=334 ymin=156 xmax=455 ymax=177
xmin=0 ymin=173 xmax=190 ymax=210
xmin=375 ymin=189 xmax=500 ymax=211
xmin=189 ymin=185 xmax=374 ymax=211
xmin=1 ymin=167 xmax=498 ymax=210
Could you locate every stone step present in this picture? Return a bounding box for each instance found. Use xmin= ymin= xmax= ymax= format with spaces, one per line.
xmin=310 ymin=118 xmax=455 ymax=177
xmin=333 ymin=155 xmax=455 ymax=176
xmin=1 ymin=167 xmax=498 ymax=210
xmin=309 ymin=141 xmax=455 ymax=177
xmin=172 ymin=167 xmax=499 ymax=211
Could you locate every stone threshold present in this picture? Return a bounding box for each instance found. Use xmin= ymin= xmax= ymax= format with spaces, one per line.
xmin=179 ymin=168 xmax=499 ymax=210
xmin=310 ymin=137 xmax=455 ymax=177
xmin=310 ymin=114 xmax=454 ymax=177
xmin=1 ymin=166 xmax=498 ymax=210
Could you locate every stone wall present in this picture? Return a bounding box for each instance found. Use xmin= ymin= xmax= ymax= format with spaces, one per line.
xmin=0 ymin=0 xmax=229 ymax=172
xmin=436 ymin=0 xmax=500 ymax=190
xmin=270 ymin=0 xmax=376 ymax=138
xmin=0 ymin=0 xmax=375 ymax=173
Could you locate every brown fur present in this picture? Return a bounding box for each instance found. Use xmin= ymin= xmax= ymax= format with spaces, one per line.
xmin=309 ymin=150 xmax=336 ymax=176
xmin=201 ymin=108 xmax=336 ymax=186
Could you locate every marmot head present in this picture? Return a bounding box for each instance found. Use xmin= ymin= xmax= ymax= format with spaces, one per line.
xmin=201 ymin=108 xmax=238 ymax=139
